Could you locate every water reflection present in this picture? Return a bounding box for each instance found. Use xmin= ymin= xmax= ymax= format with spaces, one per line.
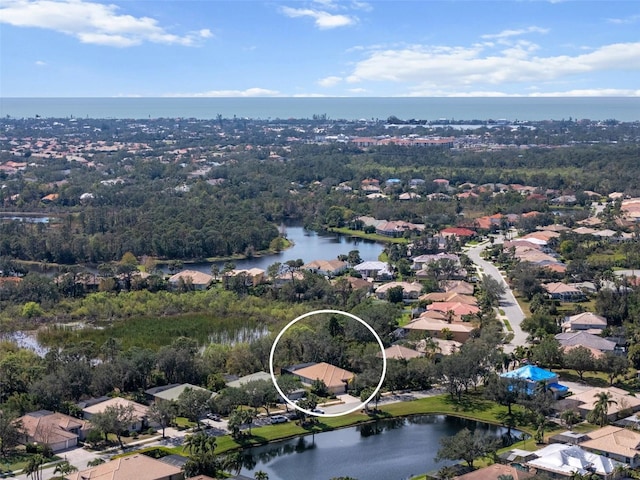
xmin=240 ymin=415 xmax=525 ymax=480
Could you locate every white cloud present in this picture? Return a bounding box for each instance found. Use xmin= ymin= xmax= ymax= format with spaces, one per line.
xmin=0 ymin=0 xmax=213 ymax=47
xmin=34 ymin=60 xmax=47 ymax=66
xmin=164 ymin=88 xmax=281 ymax=97
xmin=481 ymin=26 xmax=549 ymax=40
xmin=607 ymin=14 xmax=640 ymax=25
xmin=318 ymin=76 xmax=342 ymax=87
xmin=280 ymin=6 xmax=355 ymax=29
xmin=529 ymin=89 xmax=640 ymax=97
xmin=345 ymin=41 xmax=640 ymax=94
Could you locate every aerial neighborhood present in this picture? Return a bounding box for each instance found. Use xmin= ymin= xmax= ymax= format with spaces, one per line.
xmin=1 ymin=114 xmax=640 ymax=479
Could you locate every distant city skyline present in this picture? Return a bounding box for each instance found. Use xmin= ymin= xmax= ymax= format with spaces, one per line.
xmin=1 ymin=0 xmax=639 ymax=98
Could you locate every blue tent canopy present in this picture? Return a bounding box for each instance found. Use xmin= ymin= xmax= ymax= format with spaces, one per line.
xmin=500 ymin=365 xmax=557 ymax=382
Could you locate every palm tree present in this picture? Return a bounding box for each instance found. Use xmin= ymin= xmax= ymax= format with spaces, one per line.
xmin=23 ymin=454 xmax=45 ymax=480
xmin=560 ymin=409 xmax=581 ymax=430
xmin=255 ymin=471 xmax=269 ymax=480
xmin=588 ymin=391 xmax=617 ymax=426
xmin=53 ymin=460 xmax=78 ymax=479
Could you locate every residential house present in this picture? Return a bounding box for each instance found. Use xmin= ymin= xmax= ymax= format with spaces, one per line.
xmin=225 ymin=371 xmax=273 ymax=389
xmin=68 ymin=454 xmax=183 ymax=480
xmin=426 ymin=301 xmax=480 ymax=318
xmin=580 ymin=425 xmax=640 ymax=467
xmin=375 ymin=281 xmax=423 ymax=300
xmin=354 ymin=261 xmax=393 ymax=280
xmin=454 ymin=463 xmax=534 ymax=480
xmin=379 ymin=345 xmax=423 ymax=361
xmin=375 ymin=220 xmax=424 ymax=237
xmin=562 ymin=312 xmax=608 ymax=333
xmin=525 ymin=443 xmax=623 ymax=479
xmin=402 ymin=316 xmax=474 ymax=343
xmin=419 ymin=292 xmax=477 ymax=305
xmin=82 ymin=397 xmax=151 ymax=432
xmin=544 ymin=282 xmax=585 ymax=302
xmin=411 ymin=253 xmax=460 ymax=271
xmin=302 ymin=259 xmax=347 ymax=277
xmin=168 ymin=270 xmax=213 ymax=290
xmin=284 ymin=362 xmax=355 ymax=395
xmin=226 ymin=268 xmax=266 ymax=286
xmin=145 ymin=384 xmax=214 ymax=403
xmin=439 ymin=227 xmax=475 ymax=239
xmin=18 ymin=410 xmax=89 ymax=452
xmin=500 ymin=365 xmax=569 ymax=398
xmin=555 ymin=387 xmax=640 ymax=422
xmin=555 ymin=331 xmax=617 ymax=354
xmin=441 ymin=280 xmax=474 ymax=295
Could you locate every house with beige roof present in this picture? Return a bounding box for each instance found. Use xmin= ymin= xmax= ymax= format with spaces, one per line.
xmin=562 ymin=312 xmax=607 ymax=332
xmin=68 ymin=454 xmax=183 ymax=480
xmin=544 ymin=282 xmax=585 ymax=302
xmin=580 ymin=425 xmax=640 ymax=467
xmin=168 ymin=270 xmax=212 ymax=290
xmin=82 ymin=397 xmax=151 ymax=432
xmin=555 ymin=387 xmax=640 ymax=422
xmin=379 ymin=344 xmax=423 ymax=361
xmin=284 ymin=362 xmax=355 ymax=395
xmin=375 ymin=281 xmax=423 ymax=300
xmin=302 ymin=259 xmax=347 ymax=277
xmin=18 ymin=410 xmax=89 ymax=452
xmin=454 ymin=463 xmax=534 ymax=480
xmin=403 ymin=317 xmax=474 ymax=343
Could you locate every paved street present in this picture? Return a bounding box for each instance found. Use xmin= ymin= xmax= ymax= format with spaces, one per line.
xmin=465 ymin=239 xmax=528 ymax=353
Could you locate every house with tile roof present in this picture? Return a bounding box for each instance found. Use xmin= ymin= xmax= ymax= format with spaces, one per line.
xmin=284 ymin=362 xmax=355 ymax=395
xmin=580 ymin=425 xmax=640 ymax=467
xmin=68 ymin=454 xmax=183 ymax=480
xmin=82 ymin=397 xmax=151 ymax=432
xmin=168 ymin=270 xmax=213 ymax=290
xmin=555 ymin=331 xmax=617 ymax=353
xmin=562 ymin=312 xmax=608 ymax=332
xmin=18 ymin=410 xmax=89 ymax=452
xmin=555 ymin=387 xmax=640 ymax=423
xmin=379 ymin=345 xmax=423 ymax=361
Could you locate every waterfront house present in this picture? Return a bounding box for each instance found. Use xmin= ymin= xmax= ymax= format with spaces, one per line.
xmin=68 ymin=454 xmax=183 ymax=480
xmin=283 ymin=362 xmax=355 ymax=395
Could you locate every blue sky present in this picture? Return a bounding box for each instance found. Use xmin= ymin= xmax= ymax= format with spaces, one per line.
xmin=1 ymin=0 xmax=639 ymax=97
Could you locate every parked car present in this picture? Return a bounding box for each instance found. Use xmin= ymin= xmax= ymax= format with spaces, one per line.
xmin=312 ymin=408 xmax=325 ymax=414
xmin=206 ymin=413 xmax=221 ymax=421
xmin=270 ymin=415 xmax=288 ymax=424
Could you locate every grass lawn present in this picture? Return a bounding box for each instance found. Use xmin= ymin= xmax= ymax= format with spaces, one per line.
xmin=134 ymin=392 xmax=535 ymax=458
xmin=0 ymin=452 xmax=59 ymax=474
xmin=328 ymin=227 xmax=409 ymax=244
xmin=503 ymin=319 xmax=513 ymax=332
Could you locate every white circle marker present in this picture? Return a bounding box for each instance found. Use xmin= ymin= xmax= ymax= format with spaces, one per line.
xmin=269 ymin=309 xmax=387 ymax=418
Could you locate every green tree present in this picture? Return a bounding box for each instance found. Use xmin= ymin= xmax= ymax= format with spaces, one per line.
xmin=255 ymin=471 xmax=269 ymax=480
xmin=177 ymin=387 xmax=212 ymax=426
xmin=596 ymin=352 xmax=629 ymax=385
xmin=435 ymin=427 xmax=500 ymax=469
xmin=53 ymin=460 xmax=78 ymax=479
xmin=0 ymin=410 xmax=24 ymax=456
xmin=563 ymin=346 xmax=594 ymax=381
xmin=560 ymin=409 xmax=581 ymax=430
xmin=23 ymin=454 xmax=45 ymax=480
xmin=89 ymin=403 xmax=135 ymax=447
xmin=148 ymin=399 xmax=178 ymax=438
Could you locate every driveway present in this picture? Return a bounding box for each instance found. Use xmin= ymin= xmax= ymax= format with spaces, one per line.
xmin=465 ymin=239 xmax=528 ymax=353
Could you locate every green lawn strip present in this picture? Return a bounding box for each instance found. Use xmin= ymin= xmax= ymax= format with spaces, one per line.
xmin=503 ymin=319 xmax=513 ymax=331
xmin=328 ymin=227 xmax=409 ymax=244
xmin=212 ymin=394 xmax=533 ymax=454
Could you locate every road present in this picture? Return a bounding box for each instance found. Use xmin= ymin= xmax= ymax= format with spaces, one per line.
xmin=465 ymin=239 xmax=528 ymax=353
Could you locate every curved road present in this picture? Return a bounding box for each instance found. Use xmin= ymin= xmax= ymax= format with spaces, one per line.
xmin=465 ymin=239 xmax=528 ymax=353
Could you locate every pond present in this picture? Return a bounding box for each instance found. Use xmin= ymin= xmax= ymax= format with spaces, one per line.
xmin=240 ymin=415 xmax=523 ymax=480
xmin=174 ymin=225 xmax=385 ymax=274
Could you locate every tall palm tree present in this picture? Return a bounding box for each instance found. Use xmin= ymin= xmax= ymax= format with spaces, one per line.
xmin=24 ymin=454 xmax=45 ymax=480
xmin=589 ymin=391 xmax=618 ymax=426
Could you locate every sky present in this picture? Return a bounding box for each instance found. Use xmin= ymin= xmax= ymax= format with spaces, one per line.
xmin=1 ymin=0 xmax=639 ymax=97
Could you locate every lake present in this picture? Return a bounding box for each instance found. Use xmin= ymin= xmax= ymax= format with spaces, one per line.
xmin=239 ymin=415 xmax=522 ymax=480
xmin=175 ymin=225 xmax=385 ymax=274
